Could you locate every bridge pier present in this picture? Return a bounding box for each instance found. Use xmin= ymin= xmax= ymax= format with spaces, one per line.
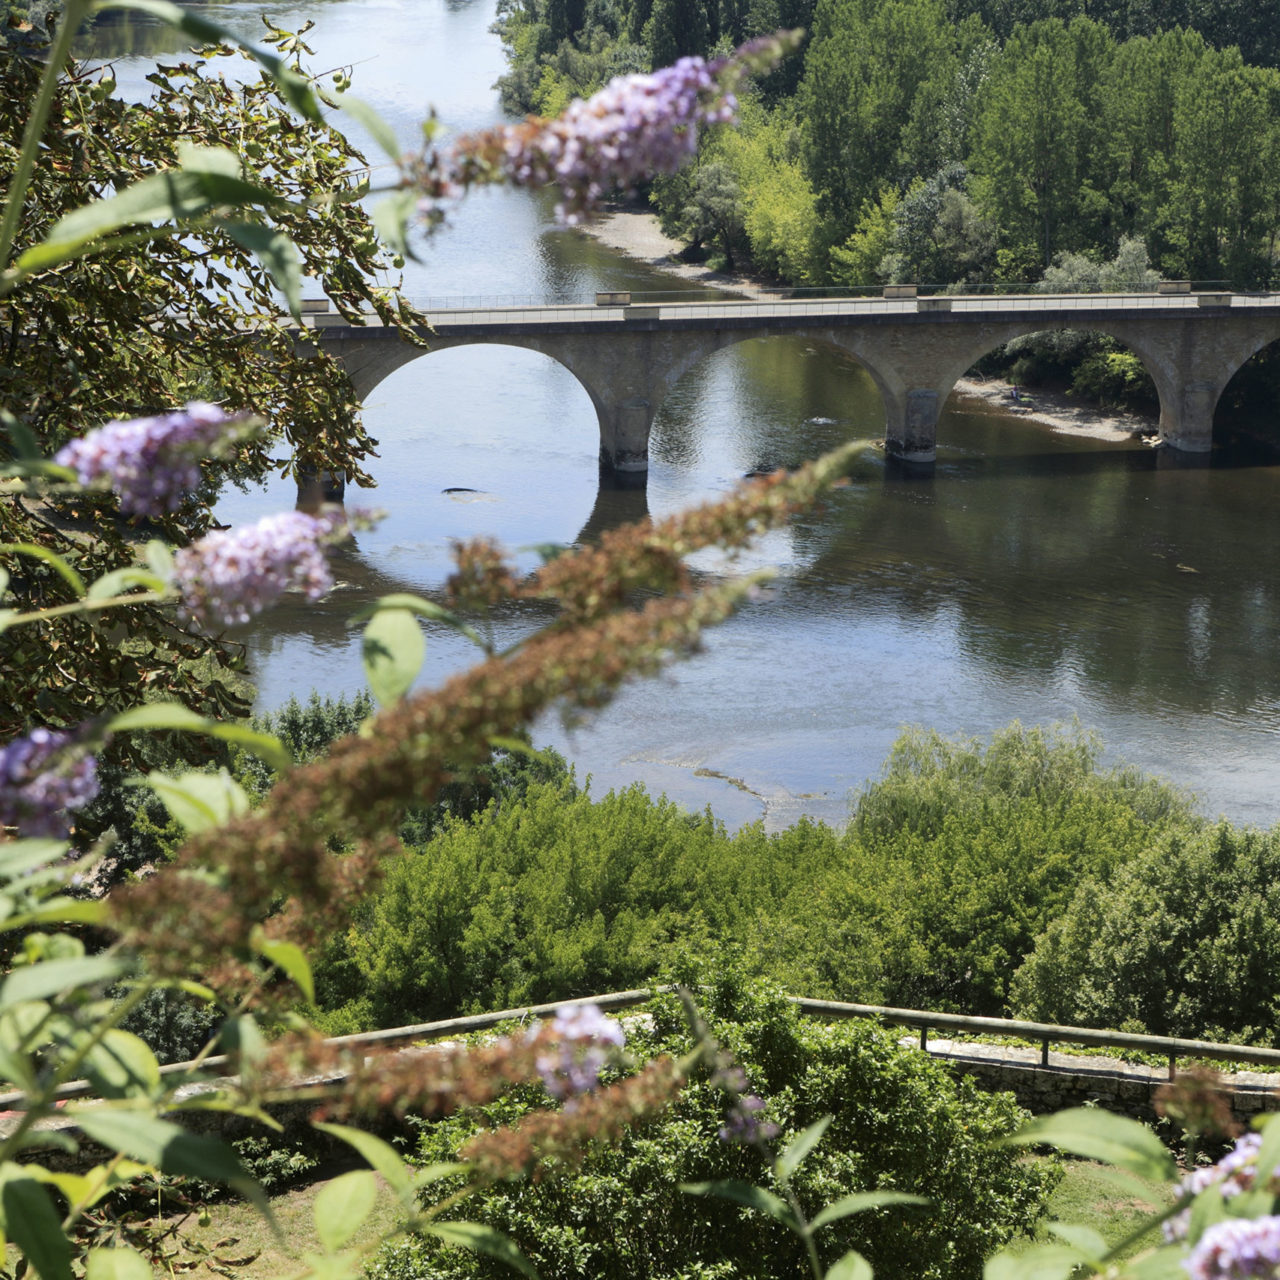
xmin=598 ymin=395 xmax=655 ymax=488
xmin=884 ymin=389 xmax=942 ymax=465
xmin=296 ymin=464 xmax=346 ymax=507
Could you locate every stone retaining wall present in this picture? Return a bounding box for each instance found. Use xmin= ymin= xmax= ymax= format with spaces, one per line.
xmin=917 ymin=1038 xmax=1280 ymax=1123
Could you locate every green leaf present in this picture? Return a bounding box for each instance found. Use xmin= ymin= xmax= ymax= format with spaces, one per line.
xmin=1253 ymin=1111 xmax=1280 ymax=1191
xmin=0 ymin=567 xmax=8 ymax=599
xmin=0 ymin=543 xmax=86 ymax=597
xmin=983 ymin=1244 xmax=1091 ymax=1280
xmin=85 ymin=567 xmax=167 ymax=601
xmin=0 ymin=1170 xmax=73 ymax=1280
xmin=250 ymin=933 xmax=314 ymax=1004
xmin=1045 ymin=1222 xmax=1106 ymax=1256
xmin=0 ymin=953 xmax=131 ymax=1011
xmin=107 ymin=703 xmax=208 ymax=734
xmin=0 ymin=839 xmax=71 ymax=881
xmin=777 ymin=1116 xmax=831 ymax=1183
xmin=314 ymin=1170 xmax=377 ymax=1252
xmin=1125 ymin=1246 xmax=1200 ymax=1279
xmin=679 ymin=1180 xmax=797 ymax=1229
xmin=412 ymin=1162 xmax=470 ymax=1187
xmin=361 ymin=607 xmax=425 ymax=707
xmin=70 ymin=1111 xmax=263 ymax=1207
xmin=311 ymin=1123 xmax=416 ymax=1199
xmin=424 ymin=1222 xmax=539 ymax=1280
xmin=353 ymin=593 xmax=485 ymax=649
xmin=85 ymin=1246 xmax=153 ymax=1280
xmin=824 ymin=1251 xmax=872 ymax=1280
xmin=100 ymin=0 xmax=323 ymax=119
xmin=3 ymin=419 xmax=41 ymax=460
xmin=333 ymin=93 xmax=403 ymax=162
xmin=82 ymin=1030 xmax=162 ymax=1100
xmin=109 ymin=704 xmax=293 ymax=773
xmin=144 ymin=540 xmax=174 ymax=579
xmin=7 ymin=898 xmax=108 ymax=932
xmin=223 ymin=221 xmax=302 ymax=321
xmin=371 ymin=189 xmax=422 ymax=260
xmin=810 ymin=1190 xmax=929 ymax=1231
xmin=1002 ymin=1109 xmax=1176 ymax=1183
xmin=133 ymin=769 xmax=249 ymax=834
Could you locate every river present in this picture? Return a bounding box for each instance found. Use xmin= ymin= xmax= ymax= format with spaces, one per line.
xmin=84 ymin=0 xmax=1280 ymax=832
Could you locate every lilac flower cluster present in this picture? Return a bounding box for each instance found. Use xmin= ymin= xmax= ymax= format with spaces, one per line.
xmin=498 ymin=57 xmax=737 ymax=223
xmin=536 ymin=1003 xmax=626 ymax=1100
xmin=55 ymin=402 xmax=250 ymax=517
xmin=712 ymin=1063 xmax=778 ymax=1144
xmin=173 ymin=510 xmax=342 ymax=630
xmin=1166 ymin=1133 xmax=1270 ymax=1242
xmin=0 ymin=727 xmax=99 ymax=838
xmin=1185 ymin=1216 xmax=1280 ymax=1279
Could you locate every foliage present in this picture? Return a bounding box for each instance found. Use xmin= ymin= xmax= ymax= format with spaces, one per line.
xmin=817 ymin=723 xmax=1197 ymax=1014
xmin=0 ymin=21 xmax=427 ymax=741
xmin=387 ymin=969 xmax=1058 ymax=1280
xmin=0 ymin=12 xmax=877 ymax=1280
xmin=317 ymin=721 xmax=1198 ymax=1031
xmin=1012 ymin=821 xmax=1280 ymax=1044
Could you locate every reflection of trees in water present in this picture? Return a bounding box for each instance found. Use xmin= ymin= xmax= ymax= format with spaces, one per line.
xmin=806 ymin=444 xmax=1280 ymax=718
xmin=652 ymin=335 xmax=884 ymax=476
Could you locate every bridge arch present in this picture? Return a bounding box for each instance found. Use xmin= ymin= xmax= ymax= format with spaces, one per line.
xmin=308 ymin=297 xmax=1280 ymax=480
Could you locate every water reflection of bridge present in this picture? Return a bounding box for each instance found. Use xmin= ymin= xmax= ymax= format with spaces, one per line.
xmin=300 ymin=291 xmax=1280 ymax=484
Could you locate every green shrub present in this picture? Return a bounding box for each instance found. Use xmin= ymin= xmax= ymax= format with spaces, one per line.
xmin=381 ymin=970 xmax=1058 ymax=1280
xmin=1012 ymin=821 xmax=1280 ymax=1043
xmin=814 ymin=724 xmax=1199 ymax=1014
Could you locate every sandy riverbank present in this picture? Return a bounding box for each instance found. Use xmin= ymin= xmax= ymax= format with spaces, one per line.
xmin=575 ymin=206 xmax=1161 ymax=443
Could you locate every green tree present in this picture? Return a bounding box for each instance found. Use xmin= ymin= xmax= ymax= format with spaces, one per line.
xmin=392 ymin=971 xmax=1058 ymax=1280
xmin=1012 ymin=822 xmax=1280 ymax=1044
xmin=1164 ymin=48 xmax=1280 ymax=282
xmin=645 ymin=0 xmax=709 ymax=66
xmin=798 ymin=0 xmax=960 ymax=245
xmin=968 ymin=17 xmax=1114 ymax=268
xmin=0 ymin=25 xmax=424 ymax=744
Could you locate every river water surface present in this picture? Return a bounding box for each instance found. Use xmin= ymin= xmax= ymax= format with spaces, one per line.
xmin=87 ymin=0 xmax=1280 ymax=831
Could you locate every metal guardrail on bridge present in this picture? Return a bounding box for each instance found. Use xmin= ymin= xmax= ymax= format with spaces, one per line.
xmin=6 ymin=988 xmax=1280 ymax=1111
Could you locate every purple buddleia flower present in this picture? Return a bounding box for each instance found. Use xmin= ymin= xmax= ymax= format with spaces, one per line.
xmin=536 ymin=1003 xmax=626 ymax=1099
xmin=492 ymin=57 xmax=736 ymax=223
xmin=0 ymin=727 xmax=99 ymax=838
xmin=1166 ymin=1133 xmax=1270 ymax=1242
xmin=1185 ymin=1216 xmax=1280 ymax=1279
xmin=172 ymin=510 xmax=342 ymax=630
xmin=718 ymin=1092 xmax=778 ymax=1144
xmin=55 ymin=402 xmax=253 ymax=517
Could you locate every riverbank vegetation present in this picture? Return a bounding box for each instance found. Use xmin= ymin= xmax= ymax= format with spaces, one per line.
xmin=495 ymin=0 xmax=1280 ymax=292
xmin=146 ymin=706 xmax=1277 ymax=1055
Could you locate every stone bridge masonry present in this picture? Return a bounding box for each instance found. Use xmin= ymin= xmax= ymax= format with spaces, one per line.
xmin=298 ymin=291 xmax=1280 ymax=485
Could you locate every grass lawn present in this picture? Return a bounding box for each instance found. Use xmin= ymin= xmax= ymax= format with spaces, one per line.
xmin=155 ymin=1175 xmax=408 ymax=1278
xmin=162 ymin=1153 xmax=1172 ymax=1278
xmin=1002 ymin=1155 xmax=1172 ymax=1263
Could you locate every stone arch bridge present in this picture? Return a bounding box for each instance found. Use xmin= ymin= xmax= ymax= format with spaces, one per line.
xmin=299 ymin=291 xmax=1280 ymax=485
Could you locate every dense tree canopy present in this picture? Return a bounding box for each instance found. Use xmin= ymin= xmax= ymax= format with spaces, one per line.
xmin=494 ymin=0 xmax=1280 ymax=291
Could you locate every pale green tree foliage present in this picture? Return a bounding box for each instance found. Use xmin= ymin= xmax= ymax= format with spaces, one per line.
xmin=829 ymin=186 xmax=898 ymax=286
xmin=716 ymin=101 xmax=823 ymax=280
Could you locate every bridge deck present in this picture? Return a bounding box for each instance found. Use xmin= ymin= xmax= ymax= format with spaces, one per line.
xmin=300 ymin=291 xmax=1280 ymax=333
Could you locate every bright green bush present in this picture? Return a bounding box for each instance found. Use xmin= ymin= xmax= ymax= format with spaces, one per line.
xmin=322 ymin=723 xmax=1198 ymax=1031
xmin=809 ymin=724 xmax=1198 ymax=1014
xmin=377 ymin=969 xmax=1058 ymax=1280
xmin=1012 ymin=821 xmax=1280 ymax=1043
